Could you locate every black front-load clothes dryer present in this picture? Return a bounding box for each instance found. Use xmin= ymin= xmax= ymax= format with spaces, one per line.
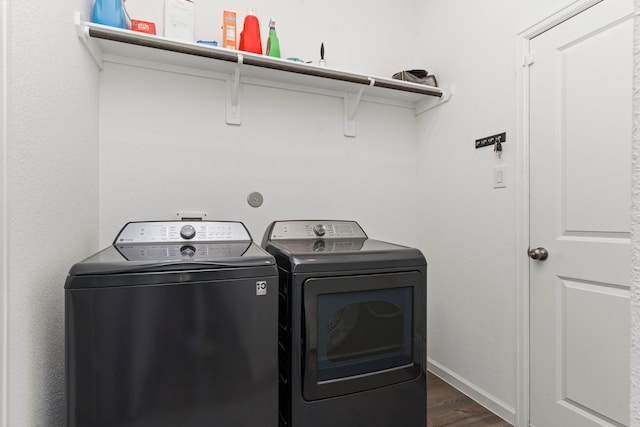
xmin=65 ymin=220 xmax=278 ymax=427
xmin=262 ymin=220 xmax=427 ymax=427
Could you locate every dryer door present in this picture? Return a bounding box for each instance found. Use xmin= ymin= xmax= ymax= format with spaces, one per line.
xmin=302 ymin=271 xmax=424 ymax=401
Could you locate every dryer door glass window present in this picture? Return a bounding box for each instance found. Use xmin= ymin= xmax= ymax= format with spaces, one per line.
xmin=317 ymin=287 xmax=412 ymax=381
xmin=302 ymin=271 xmax=424 ymax=401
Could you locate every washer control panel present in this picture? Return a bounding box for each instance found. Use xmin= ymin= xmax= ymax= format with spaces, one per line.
xmin=115 ymin=221 xmax=252 ymax=244
xmin=267 ymin=220 xmax=367 ymax=240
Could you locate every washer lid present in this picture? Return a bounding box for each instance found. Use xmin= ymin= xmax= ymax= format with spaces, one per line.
xmin=67 ymin=221 xmax=275 ymax=277
xmin=115 ymin=241 xmax=252 ymax=262
xmin=262 ymin=220 xmax=426 ymax=272
xmin=267 ymin=238 xmax=401 ymax=254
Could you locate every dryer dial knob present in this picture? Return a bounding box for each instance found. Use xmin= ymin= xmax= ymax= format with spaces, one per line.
xmin=313 ymin=224 xmax=327 ymax=237
xmin=180 ymin=224 xmax=196 ymax=240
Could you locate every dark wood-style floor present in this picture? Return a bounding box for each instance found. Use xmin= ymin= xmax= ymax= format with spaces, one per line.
xmin=427 ymin=372 xmax=513 ymax=427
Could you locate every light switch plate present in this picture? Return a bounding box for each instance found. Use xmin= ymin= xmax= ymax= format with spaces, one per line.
xmin=494 ymin=166 xmax=506 ymax=189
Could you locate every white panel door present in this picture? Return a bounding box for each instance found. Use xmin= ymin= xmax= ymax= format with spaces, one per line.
xmin=529 ymin=1 xmax=632 ymax=426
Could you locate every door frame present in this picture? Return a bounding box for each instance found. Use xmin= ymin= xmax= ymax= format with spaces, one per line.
xmin=515 ymin=1 xmax=605 ymax=426
xmin=0 ymin=1 xmax=7 ymax=425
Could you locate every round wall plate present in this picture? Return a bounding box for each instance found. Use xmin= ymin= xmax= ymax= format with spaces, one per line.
xmin=247 ymin=191 xmax=264 ymax=208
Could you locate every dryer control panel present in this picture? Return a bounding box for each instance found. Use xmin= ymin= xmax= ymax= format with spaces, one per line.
xmin=114 ymin=221 xmax=252 ymax=244
xmin=267 ymin=220 xmax=367 ymax=240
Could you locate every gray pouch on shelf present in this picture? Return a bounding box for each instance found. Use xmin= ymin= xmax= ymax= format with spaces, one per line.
xmin=392 ymin=69 xmax=438 ymax=87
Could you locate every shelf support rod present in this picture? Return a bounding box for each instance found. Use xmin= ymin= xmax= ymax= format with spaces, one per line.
xmin=226 ymin=54 xmax=243 ymax=125
xmin=344 ymin=77 xmax=375 ymax=137
xmin=74 ymin=12 xmax=104 ymax=70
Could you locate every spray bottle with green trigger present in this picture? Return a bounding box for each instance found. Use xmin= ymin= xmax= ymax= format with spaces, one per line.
xmin=266 ymin=19 xmax=281 ymax=58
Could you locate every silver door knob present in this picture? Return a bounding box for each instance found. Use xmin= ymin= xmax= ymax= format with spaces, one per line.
xmin=529 ymin=247 xmax=549 ymax=261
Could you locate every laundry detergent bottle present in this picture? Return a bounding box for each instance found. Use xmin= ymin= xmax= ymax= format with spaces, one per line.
xmin=91 ymin=0 xmax=127 ymax=29
xmin=266 ymin=19 xmax=280 ymax=58
xmin=239 ymin=7 xmax=262 ymax=54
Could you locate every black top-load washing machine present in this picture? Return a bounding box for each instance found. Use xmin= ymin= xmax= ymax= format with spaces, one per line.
xmin=65 ymin=220 xmax=278 ymax=427
xmin=262 ymin=220 xmax=426 ymax=427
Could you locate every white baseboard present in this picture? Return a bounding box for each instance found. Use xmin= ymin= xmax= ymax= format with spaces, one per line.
xmin=427 ymin=358 xmax=516 ymax=425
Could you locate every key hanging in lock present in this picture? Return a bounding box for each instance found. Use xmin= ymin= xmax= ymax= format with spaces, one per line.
xmin=494 ymin=141 xmax=502 ymax=159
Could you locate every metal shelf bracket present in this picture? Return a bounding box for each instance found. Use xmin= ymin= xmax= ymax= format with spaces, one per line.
xmin=75 ymin=12 xmax=104 ymax=70
xmin=226 ymin=54 xmax=243 ymax=125
xmin=414 ymin=86 xmax=454 ymax=116
xmin=344 ymin=77 xmax=375 ymax=137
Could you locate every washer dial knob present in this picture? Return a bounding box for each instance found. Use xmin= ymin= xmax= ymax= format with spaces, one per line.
xmin=180 ymin=245 xmax=196 ymax=258
xmin=313 ymin=224 xmax=327 ymax=237
xmin=180 ymin=224 xmax=196 ymax=240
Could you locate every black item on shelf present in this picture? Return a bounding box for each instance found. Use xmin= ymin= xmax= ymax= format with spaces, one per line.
xmin=392 ymin=69 xmax=438 ymax=87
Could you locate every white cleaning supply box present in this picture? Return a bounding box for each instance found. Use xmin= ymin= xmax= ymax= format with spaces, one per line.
xmin=164 ymin=0 xmax=194 ymax=42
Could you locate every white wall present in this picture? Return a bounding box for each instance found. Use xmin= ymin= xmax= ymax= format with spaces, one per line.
xmin=631 ymin=1 xmax=640 ymax=424
xmin=4 ymin=1 xmax=99 ymax=425
xmin=98 ymin=61 xmax=421 ymax=246
xmin=98 ymin=0 xmax=424 ymax=246
xmin=0 ymin=0 xmax=7 ymax=423
xmin=416 ymin=0 xmax=565 ymax=422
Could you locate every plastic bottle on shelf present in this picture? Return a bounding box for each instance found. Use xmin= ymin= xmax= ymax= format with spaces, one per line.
xmin=266 ymin=19 xmax=281 ymax=58
xmin=318 ymin=42 xmax=327 ymax=67
xmin=239 ymin=7 xmax=262 ymax=54
xmin=91 ymin=0 xmax=127 ymax=29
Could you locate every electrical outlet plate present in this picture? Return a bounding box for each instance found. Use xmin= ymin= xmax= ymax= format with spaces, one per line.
xmin=476 ymin=132 xmax=506 ymax=149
